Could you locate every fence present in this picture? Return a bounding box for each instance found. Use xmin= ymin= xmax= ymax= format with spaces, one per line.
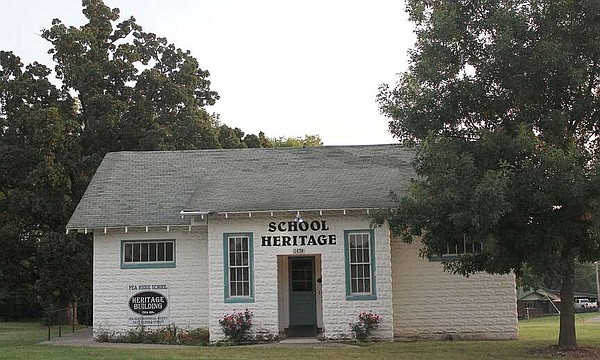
xmin=45 ymin=303 xmax=92 ymax=341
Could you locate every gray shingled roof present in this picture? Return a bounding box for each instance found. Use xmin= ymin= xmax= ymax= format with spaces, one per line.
xmin=66 ymin=144 xmax=415 ymax=229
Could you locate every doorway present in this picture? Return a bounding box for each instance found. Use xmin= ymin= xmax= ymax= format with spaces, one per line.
xmin=288 ymin=257 xmax=317 ymax=336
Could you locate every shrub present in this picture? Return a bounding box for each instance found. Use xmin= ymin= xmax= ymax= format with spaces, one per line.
xmin=96 ymin=324 xmax=209 ymax=345
xmin=350 ymin=311 xmax=381 ymax=342
xmin=218 ymin=309 xmax=253 ymax=343
xmin=179 ymin=327 xmax=210 ymax=346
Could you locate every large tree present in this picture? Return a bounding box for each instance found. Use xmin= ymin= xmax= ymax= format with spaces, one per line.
xmin=377 ymin=0 xmax=600 ymax=350
xmin=0 ymin=50 xmax=83 ymax=317
xmin=2 ymin=0 xmax=223 ymax=317
xmin=0 ymin=0 xmax=323 ymax=318
xmin=42 ymin=0 xmax=221 ymax=164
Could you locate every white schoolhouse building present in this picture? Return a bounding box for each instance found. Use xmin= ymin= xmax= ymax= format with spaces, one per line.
xmin=66 ymin=145 xmax=518 ymax=341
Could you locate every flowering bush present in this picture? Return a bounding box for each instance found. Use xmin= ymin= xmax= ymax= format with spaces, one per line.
xmin=350 ymin=311 xmax=381 ymax=342
xmin=218 ymin=309 xmax=253 ymax=343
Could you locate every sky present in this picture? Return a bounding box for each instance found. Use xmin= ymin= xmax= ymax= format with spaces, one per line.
xmin=1 ymin=0 xmax=415 ymax=145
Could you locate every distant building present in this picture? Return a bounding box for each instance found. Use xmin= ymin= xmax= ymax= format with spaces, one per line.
xmin=67 ymin=145 xmax=518 ymax=341
xmin=517 ymin=288 xmax=598 ymax=319
xmin=517 ymin=288 xmax=560 ymax=319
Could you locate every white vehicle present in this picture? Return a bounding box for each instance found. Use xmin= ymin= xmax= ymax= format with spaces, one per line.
xmin=574 ymin=298 xmax=598 ymax=310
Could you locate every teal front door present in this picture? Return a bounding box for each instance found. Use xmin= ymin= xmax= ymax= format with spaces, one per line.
xmin=289 ymin=257 xmax=317 ymax=326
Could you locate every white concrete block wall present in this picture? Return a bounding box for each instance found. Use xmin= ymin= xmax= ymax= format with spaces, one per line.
xmin=390 ymin=239 xmax=518 ymax=340
xmin=319 ymin=224 xmax=393 ymax=340
xmin=91 ymin=216 xmax=518 ymax=343
xmin=208 ymin=214 xmax=394 ymax=341
xmin=92 ymin=227 xmax=209 ymax=337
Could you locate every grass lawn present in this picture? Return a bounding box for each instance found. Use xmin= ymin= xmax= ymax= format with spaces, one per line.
xmin=1 ymin=314 xmax=599 ymax=360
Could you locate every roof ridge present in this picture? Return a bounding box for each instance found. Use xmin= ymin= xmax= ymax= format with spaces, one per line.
xmin=105 ymin=143 xmax=407 ymax=156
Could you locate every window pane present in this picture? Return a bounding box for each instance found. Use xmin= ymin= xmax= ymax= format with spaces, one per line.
xmin=149 ymin=243 xmax=157 ymax=261
xmin=166 ymin=242 xmax=174 ymax=261
xmin=230 ymin=280 xmax=237 ymax=296
xmin=358 ymin=235 xmax=368 ymax=248
xmin=124 ymin=244 xmax=133 ymax=262
xmin=133 ymin=244 xmax=141 ymax=262
xmin=292 ymin=280 xmax=312 ymax=292
xmin=140 ymin=243 xmax=148 ymax=262
xmin=158 ymin=243 xmax=165 ymax=261
xmin=362 ymin=249 xmax=370 ymax=263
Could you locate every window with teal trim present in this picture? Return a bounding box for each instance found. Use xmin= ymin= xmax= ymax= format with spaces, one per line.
xmin=428 ymin=239 xmax=483 ymax=261
xmin=344 ymin=230 xmax=377 ymax=300
xmin=121 ymin=240 xmax=175 ymax=269
xmin=223 ymin=233 xmax=254 ymax=303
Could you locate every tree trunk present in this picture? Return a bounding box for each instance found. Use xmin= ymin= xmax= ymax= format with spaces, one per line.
xmin=558 ymin=247 xmax=577 ymax=350
xmin=66 ymin=301 xmax=78 ymax=326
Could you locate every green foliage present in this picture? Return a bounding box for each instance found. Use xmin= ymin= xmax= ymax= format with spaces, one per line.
xmin=218 ymin=124 xmax=247 ymax=149
xmin=41 ymin=0 xmax=221 ymax=158
xmin=378 ymin=0 xmax=600 ymax=350
xmin=0 ymin=0 xmax=322 ymax=320
xmin=35 ymin=232 xmax=92 ymax=309
xmin=96 ymin=325 xmax=209 ymax=346
xmin=520 ymin=262 xmax=600 ymax=296
xmin=266 ymin=134 xmax=323 ymax=147
xmin=0 ymin=49 xmax=81 ymax=317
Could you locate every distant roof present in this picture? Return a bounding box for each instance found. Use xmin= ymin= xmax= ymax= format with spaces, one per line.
xmin=518 ymin=288 xmax=560 ymax=302
xmin=66 ymin=144 xmax=415 ymax=229
xmin=517 ymin=287 xmax=598 ymax=302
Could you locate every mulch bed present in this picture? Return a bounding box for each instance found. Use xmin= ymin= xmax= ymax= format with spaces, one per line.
xmin=530 ymin=346 xmax=600 ymax=358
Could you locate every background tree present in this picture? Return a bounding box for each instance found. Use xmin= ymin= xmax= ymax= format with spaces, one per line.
xmin=0 ymin=0 xmax=323 ymax=319
xmin=520 ymin=262 xmax=600 ymax=296
xmin=0 ymin=50 xmax=81 ymax=318
xmin=42 ymin=0 xmax=221 ymax=163
xmin=265 ymin=134 xmax=323 ymax=147
xmin=377 ymin=0 xmax=600 ymax=350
